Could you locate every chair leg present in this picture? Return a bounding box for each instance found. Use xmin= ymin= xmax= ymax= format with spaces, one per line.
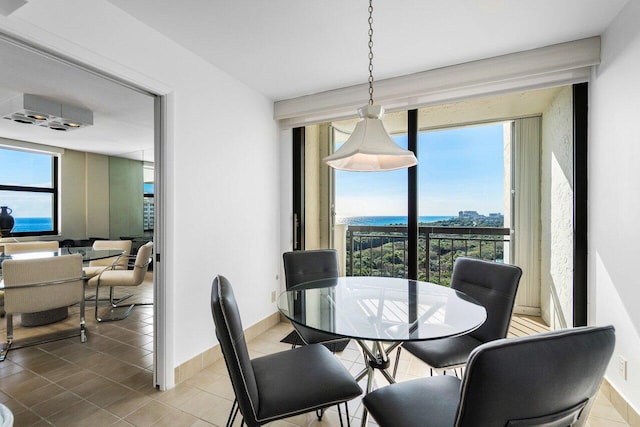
xmin=393 ymin=346 xmax=402 ymax=378
xmin=0 ymin=314 xmax=14 ymax=362
xmin=316 ymin=408 xmax=324 ymax=421
xmin=80 ymin=287 xmax=87 ymax=343
xmin=338 ymin=402 xmax=351 ymax=427
xmin=108 ymin=285 xmax=134 ymax=307
xmin=346 ymin=402 xmax=352 ymax=427
xmin=226 ymin=398 xmax=239 ymax=427
xmin=94 ymin=282 xmax=101 ymax=321
xmin=95 ymin=283 xmax=152 ymax=322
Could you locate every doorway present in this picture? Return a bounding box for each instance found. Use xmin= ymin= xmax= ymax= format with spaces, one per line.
xmin=0 ymin=32 xmax=167 ymax=388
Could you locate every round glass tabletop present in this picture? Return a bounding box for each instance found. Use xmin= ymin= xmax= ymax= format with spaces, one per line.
xmin=278 ymin=276 xmax=487 ymax=342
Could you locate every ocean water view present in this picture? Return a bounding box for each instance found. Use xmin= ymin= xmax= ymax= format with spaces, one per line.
xmin=336 ymin=215 xmax=454 ymax=226
xmin=9 ymin=217 xmax=53 ymax=233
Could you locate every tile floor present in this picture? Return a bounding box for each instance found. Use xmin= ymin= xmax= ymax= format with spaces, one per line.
xmin=0 ymin=279 xmax=630 ymax=426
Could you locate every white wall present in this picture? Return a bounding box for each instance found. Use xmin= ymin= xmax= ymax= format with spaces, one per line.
xmin=591 ymin=0 xmax=640 ymax=412
xmin=0 ymin=0 xmax=281 ymax=382
xmin=540 ymin=86 xmax=574 ymax=329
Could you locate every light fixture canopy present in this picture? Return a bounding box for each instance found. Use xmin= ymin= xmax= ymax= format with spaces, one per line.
xmin=324 ymin=105 xmax=417 ymax=171
xmin=323 ymin=0 xmax=417 ymax=172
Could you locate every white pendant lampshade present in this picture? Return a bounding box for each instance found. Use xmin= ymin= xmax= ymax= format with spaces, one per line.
xmin=324 ymin=104 xmax=417 ymax=171
xmin=324 ymin=0 xmax=417 ymax=172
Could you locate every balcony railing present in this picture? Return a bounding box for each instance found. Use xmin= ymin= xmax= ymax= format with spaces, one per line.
xmin=345 ymin=226 xmax=511 ymax=286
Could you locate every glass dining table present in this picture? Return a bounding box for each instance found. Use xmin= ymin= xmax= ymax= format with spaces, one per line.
xmin=0 ymin=246 xmax=125 ymax=326
xmin=278 ymin=276 xmax=487 ymax=426
xmin=0 ymin=246 xmax=125 ymax=266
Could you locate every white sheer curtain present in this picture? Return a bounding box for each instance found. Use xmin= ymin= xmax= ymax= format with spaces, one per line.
xmin=513 ymin=117 xmax=541 ymax=312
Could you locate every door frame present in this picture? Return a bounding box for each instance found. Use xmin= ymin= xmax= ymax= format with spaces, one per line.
xmin=573 ymin=82 xmax=588 ymax=327
xmin=0 ymin=30 xmax=170 ymax=389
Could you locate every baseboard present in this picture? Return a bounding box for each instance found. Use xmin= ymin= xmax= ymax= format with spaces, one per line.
xmin=601 ymin=378 xmax=640 ymax=426
xmin=174 ymin=311 xmax=281 ymax=384
xmin=513 ymin=305 xmax=541 ymax=316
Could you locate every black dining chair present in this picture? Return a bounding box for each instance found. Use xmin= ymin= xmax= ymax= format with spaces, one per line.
xmin=365 ymin=325 xmax=616 ymax=427
xmin=394 ymin=256 xmax=522 ymax=377
xmin=210 ymin=275 xmax=362 ymax=427
xmin=282 ymin=249 xmax=350 ymax=350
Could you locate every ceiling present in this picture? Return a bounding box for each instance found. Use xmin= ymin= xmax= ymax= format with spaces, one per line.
xmin=107 ymin=0 xmax=627 ymax=101
xmin=0 ymin=34 xmax=155 ymax=161
xmin=0 ymin=0 xmax=629 ymax=158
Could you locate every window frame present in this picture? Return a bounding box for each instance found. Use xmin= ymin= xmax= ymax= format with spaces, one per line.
xmin=0 ymin=147 xmax=59 ymax=237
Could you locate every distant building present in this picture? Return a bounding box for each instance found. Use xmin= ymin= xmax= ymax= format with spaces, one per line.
xmin=489 ymin=213 xmax=503 ymax=218
xmin=459 ymin=210 xmax=480 ymax=218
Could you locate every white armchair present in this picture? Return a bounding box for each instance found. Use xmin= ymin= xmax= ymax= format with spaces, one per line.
xmin=89 ymin=242 xmax=153 ymax=322
xmin=83 ymin=240 xmax=132 ymax=280
xmin=1 ymin=254 xmax=86 ymax=361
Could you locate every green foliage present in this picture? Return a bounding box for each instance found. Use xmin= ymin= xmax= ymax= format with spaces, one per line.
xmin=346 ymin=217 xmax=507 ymax=285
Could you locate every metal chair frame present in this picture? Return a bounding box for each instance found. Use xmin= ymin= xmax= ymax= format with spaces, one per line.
xmin=225 ymin=391 xmax=351 ymax=427
xmin=0 ymin=275 xmax=87 ymax=361
xmin=93 ymin=254 xmax=152 ymax=322
xmin=84 ymin=252 xmax=134 ymax=304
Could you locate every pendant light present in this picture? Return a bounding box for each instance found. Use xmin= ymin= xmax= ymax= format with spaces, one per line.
xmin=324 ymin=0 xmax=417 ymax=172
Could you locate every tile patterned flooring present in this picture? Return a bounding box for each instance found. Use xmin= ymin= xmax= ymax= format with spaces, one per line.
xmin=0 ymin=281 xmax=630 ymax=426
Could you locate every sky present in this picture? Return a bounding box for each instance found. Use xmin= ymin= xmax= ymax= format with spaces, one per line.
xmin=3 ymin=123 xmax=506 ymax=219
xmin=0 ymin=148 xmax=54 ymax=217
xmin=335 ymin=122 xmax=506 ymax=217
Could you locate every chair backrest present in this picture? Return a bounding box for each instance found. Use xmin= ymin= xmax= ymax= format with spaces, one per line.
xmin=283 ymin=249 xmax=340 ymax=290
xmin=2 ymin=254 xmax=84 ymax=314
xmin=131 ymin=242 xmax=153 ymax=285
xmin=90 ymin=240 xmax=132 ymax=269
xmin=450 ymin=257 xmax=522 ymax=343
xmin=456 ymin=325 xmax=615 ymax=427
xmin=210 ymin=275 xmax=260 ymax=426
xmin=3 ymin=241 xmax=59 ymax=254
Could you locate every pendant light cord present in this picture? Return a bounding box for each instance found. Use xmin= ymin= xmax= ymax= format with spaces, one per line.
xmin=368 ymin=0 xmax=374 ymax=106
